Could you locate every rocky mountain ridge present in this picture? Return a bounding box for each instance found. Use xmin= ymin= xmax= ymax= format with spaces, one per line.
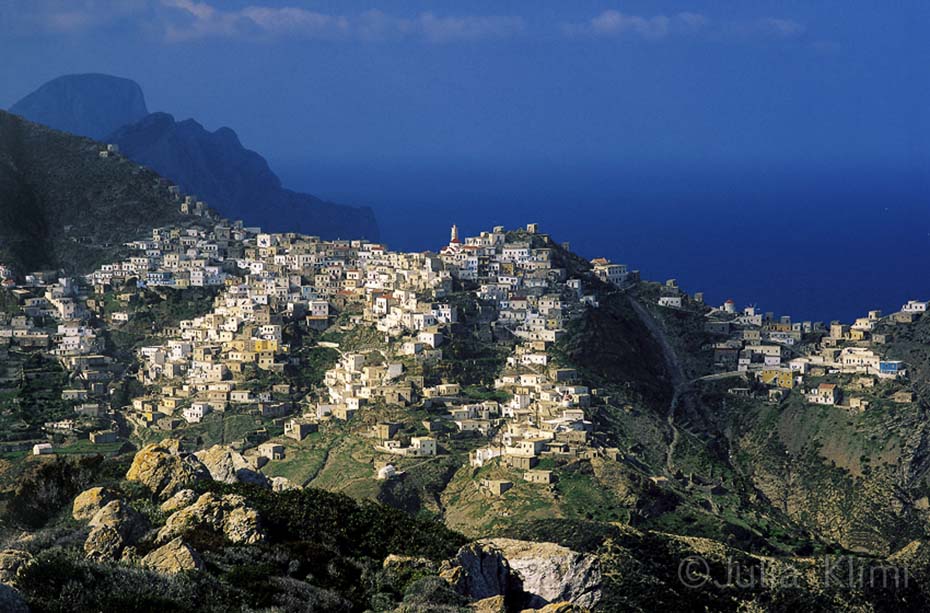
xmin=9 ymin=74 xmax=379 ymax=241
xmin=109 ymin=112 xmax=378 ymax=239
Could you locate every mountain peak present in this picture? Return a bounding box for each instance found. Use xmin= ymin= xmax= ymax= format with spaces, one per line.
xmin=10 ymin=73 xmax=148 ymax=140
xmin=9 ymin=74 xmax=379 ymax=240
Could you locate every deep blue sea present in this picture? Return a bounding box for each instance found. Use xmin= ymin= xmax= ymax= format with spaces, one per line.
xmin=276 ymin=158 xmax=930 ymax=324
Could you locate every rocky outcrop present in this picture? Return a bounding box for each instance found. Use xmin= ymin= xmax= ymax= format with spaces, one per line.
xmin=72 ymin=486 xmax=118 ymax=521
xmin=125 ymin=439 xmax=210 ymax=498
xmin=157 ymin=492 xmax=264 ymax=546
xmin=520 ymin=604 xmax=587 ymax=613
xmin=482 ymin=539 xmax=601 ymax=610
xmin=160 ymin=489 xmax=198 ymax=514
xmin=0 ymin=550 xmax=32 ymax=587
xmin=384 ymin=554 xmax=438 ymax=574
xmin=383 ymin=553 xmax=439 ymax=591
xmin=141 ymin=537 xmax=204 ymax=574
xmin=440 ymin=542 xmax=512 ymax=601
xmin=271 ymin=476 xmax=298 ymax=492
xmin=84 ymin=500 xmax=150 ymax=561
xmin=471 ymin=595 xmax=507 ymax=613
xmin=195 ymin=445 xmax=269 ymax=487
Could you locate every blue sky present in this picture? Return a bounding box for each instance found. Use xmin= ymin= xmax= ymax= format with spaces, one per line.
xmin=1 ymin=1 xmax=927 ymax=168
xmin=3 ymin=1 xmax=929 ymax=320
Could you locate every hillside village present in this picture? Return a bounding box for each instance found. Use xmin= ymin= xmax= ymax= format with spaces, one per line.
xmin=698 ymin=295 xmax=914 ymax=409
xmin=0 ymin=194 xmax=927 ymax=499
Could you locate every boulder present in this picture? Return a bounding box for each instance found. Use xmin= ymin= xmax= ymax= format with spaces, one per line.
xmin=72 ymin=486 xmax=118 ymax=521
xmin=157 ymin=492 xmax=264 ymax=546
xmin=160 ymin=489 xmax=198 ymax=514
xmin=89 ymin=500 xmax=150 ymax=540
xmin=383 ymin=554 xmax=439 ymax=588
xmin=0 ymin=550 xmax=32 ymax=587
xmin=520 ymin=602 xmax=588 ymax=613
xmin=520 ymin=603 xmax=587 ymax=613
xmin=195 ymin=445 xmax=270 ymax=487
xmin=482 ymin=539 xmax=601 ymax=610
xmin=440 ymin=542 xmax=511 ymax=601
xmin=126 ymin=439 xmax=210 ymax=498
xmin=84 ymin=500 xmax=150 ymax=561
xmin=271 ymin=476 xmax=298 ymax=492
xmin=471 ymin=595 xmax=508 ymax=613
xmin=384 ymin=554 xmax=438 ymax=573
xmin=85 ymin=525 xmax=127 ymax=561
xmin=121 ymin=546 xmax=140 ymax=565
xmin=141 ymin=537 xmax=204 ymax=574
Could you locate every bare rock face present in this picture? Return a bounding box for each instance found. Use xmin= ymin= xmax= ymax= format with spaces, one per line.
xmin=0 ymin=550 xmax=32 ymax=587
xmin=85 ymin=525 xmax=126 ymax=561
xmin=126 ymin=439 xmax=210 ymax=498
xmin=440 ymin=542 xmax=512 ymax=601
xmin=471 ymin=594 xmax=508 ymax=613
xmin=84 ymin=500 xmax=151 ymax=561
xmin=88 ymin=500 xmax=150 ymax=538
xmin=141 ymin=537 xmax=204 ymax=574
xmin=482 ymin=539 xmax=601 ymax=610
xmin=195 ymin=445 xmax=269 ymax=487
xmin=160 ymin=489 xmax=198 ymax=514
xmin=271 ymin=476 xmax=298 ymax=492
xmin=157 ymin=492 xmax=264 ymax=546
xmin=383 ymin=553 xmax=438 ymax=590
xmin=72 ymin=486 xmax=118 ymax=521
xmin=384 ymin=554 xmax=438 ymax=573
xmin=519 ymin=603 xmax=587 ymax=613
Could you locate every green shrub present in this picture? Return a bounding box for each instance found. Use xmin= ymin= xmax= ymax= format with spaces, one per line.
xmin=5 ymin=456 xmax=104 ymax=529
xmin=18 ymin=549 xmax=240 ymax=613
xmin=200 ymin=482 xmax=467 ymax=562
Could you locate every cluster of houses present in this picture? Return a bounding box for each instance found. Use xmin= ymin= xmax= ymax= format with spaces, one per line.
xmin=73 ymin=218 xmax=629 ymax=478
xmin=304 ymin=223 xmax=624 ymax=476
xmin=708 ymin=298 xmax=922 ymax=410
xmin=0 ymin=272 xmax=121 ymax=450
xmin=9 ymin=196 xmax=925 ymax=485
xmin=96 ymin=219 xmax=460 ymax=433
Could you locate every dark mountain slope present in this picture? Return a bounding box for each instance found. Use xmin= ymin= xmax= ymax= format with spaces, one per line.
xmin=0 ymin=111 xmax=190 ymax=274
xmin=108 ymin=112 xmax=378 ymax=239
xmin=10 ymin=74 xmax=379 ymax=240
xmin=10 ymin=73 xmax=148 ymax=140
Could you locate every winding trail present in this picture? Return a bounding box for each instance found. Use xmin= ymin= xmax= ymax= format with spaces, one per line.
xmin=627 ymin=296 xmax=688 ymax=474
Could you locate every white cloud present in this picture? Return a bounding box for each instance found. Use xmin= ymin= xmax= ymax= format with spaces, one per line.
xmin=563 ymin=10 xmax=806 ymax=43
xmin=415 ymin=13 xmax=525 ymax=43
xmin=162 ymin=0 xmax=239 ymax=41
xmin=3 ymin=0 xmax=150 ymax=34
xmin=0 ymin=2 xmax=810 ymax=49
xmin=564 ymin=10 xmax=707 ymax=40
xmin=759 ymin=18 xmax=806 ymax=38
xmin=161 ymin=1 xmax=524 ymax=43
xmin=241 ymin=7 xmax=350 ymax=38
